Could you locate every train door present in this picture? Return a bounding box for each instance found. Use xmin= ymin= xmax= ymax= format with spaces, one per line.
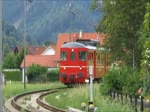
xmin=87 ymin=50 xmax=96 ymax=79
xmin=96 ymin=51 xmax=108 ymax=79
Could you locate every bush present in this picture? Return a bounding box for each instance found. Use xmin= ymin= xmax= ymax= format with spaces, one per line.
xmin=27 ymin=64 xmax=48 ymax=83
xmin=34 ymin=74 xmax=47 ymax=83
xmin=100 ymin=66 xmax=142 ymax=95
xmin=46 ymin=69 xmax=59 ymax=82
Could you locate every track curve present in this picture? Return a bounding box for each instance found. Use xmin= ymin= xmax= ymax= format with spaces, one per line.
xmin=37 ymin=90 xmax=66 ymax=112
xmin=11 ymin=87 xmax=67 ymax=112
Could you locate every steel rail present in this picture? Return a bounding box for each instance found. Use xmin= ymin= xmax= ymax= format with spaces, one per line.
xmin=37 ymin=90 xmax=66 ymax=112
xmin=11 ymin=87 xmax=67 ymax=112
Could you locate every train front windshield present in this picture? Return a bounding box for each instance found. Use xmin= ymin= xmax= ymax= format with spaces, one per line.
xmin=60 ymin=51 xmax=67 ymax=61
xmin=78 ymin=51 xmax=87 ymax=61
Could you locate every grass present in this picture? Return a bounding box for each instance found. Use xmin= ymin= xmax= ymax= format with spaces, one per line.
xmin=2 ymin=81 xmax=65 ymax=103
xmin=45 ymin=84 xmax=135 ymax=112
xmin=2 ymin=82 xmax=148 ymax=112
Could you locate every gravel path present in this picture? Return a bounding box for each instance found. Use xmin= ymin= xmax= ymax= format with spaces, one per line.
xmin=5 ymin=92 xmax=51 ymax=112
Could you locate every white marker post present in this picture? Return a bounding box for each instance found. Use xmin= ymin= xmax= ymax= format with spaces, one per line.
xmin=89 ymin=65 xmax=93 ymax=102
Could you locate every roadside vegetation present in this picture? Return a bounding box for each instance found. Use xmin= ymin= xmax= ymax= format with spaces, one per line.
xmin=45 ymin=84 xmax=135 ymax=112
xmin=45 ymin=66 xmax=150 ymax=111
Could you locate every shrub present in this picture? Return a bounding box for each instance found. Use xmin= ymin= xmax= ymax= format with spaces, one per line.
xmin=27 ymin=64 xmax=48 ymax=83
xmin=100 ymin=66 xmax=142 ymax=96
xmin=34 ymin=74 xmax=47 ymax=83
xmin=46 ymin=69 xmax=59 ymax=82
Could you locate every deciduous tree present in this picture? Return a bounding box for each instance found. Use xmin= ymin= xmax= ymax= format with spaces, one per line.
xmin=91 ymin=0 xmax=149 ymax=69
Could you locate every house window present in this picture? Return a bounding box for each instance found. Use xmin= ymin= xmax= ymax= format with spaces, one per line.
xmin=60 ymin=51 xmax=67 ymax=60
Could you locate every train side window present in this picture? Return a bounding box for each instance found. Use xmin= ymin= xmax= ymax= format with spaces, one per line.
xmin=60 ymin=51 xmax=67 ymax=60
xmin=78 ymin=51 xmax=87 ymax=61
xmin=97 ymin=53 xmax=101 ymax=64
xmin=70 ymin=52 xmax=75 ymax=61
xmin=90 ymin=52 xmax=93 ymax=61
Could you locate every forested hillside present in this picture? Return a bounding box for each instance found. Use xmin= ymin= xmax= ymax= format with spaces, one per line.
xmin=2 ymin=0 xmax=102 ymax=44
xmin=2 ymin=19 xmax=37 ymax=56
xmin=2 ymin=20 xmax=23 ymax=56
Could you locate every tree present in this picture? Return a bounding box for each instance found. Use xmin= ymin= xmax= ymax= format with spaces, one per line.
xmin=44 ymin=40 xmax=55 ymax=47
xmin=140 ymin=3 xmax=150 ymax=95
xmin=90 ymin=0 xmax=149 ymax=69
xmin=16 ymin=47 xmax=25 ymax=69
xmin=3 ymin=46 xmax=29 ymax=69
xmin=3 ymin=53 xmax=17 ymax=69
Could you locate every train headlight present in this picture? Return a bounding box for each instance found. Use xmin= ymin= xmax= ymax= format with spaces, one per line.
xmin=80 ymin=66 xmax=82 ymax=70
xmin=64 ymin=67 xmax=66 ymax=70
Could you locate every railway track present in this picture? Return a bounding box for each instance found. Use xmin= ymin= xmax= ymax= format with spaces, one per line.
xmin=11 ymin=87 xmax=67 ymax=112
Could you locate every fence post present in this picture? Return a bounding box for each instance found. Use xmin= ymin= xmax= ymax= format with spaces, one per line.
xmin=140 ymin=96 xmax=144 ymax=112
xmin=134 ymin=95 xmax=137 ymax=112
xmin=117 ymin=92 xmax=119 ymax=100
xmin=109 ymin=91 xmax=112 ymax=98
xmin=121 ymin=93 xmax=123 ymax=104
xmin=129 ymin=95 xmax=132 ymax=105
xmin=113 ymin=91 xmax=115 ymax=99
xmin=125 ymin=93 xmax=128 ymax=103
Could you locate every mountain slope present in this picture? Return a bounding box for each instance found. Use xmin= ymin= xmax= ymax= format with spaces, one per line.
xmin=2 ymin=0 xmax=102 ymax=44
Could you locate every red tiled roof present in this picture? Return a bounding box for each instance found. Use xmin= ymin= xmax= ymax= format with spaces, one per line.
xmin=20 ymin=55 xmax=57 ymax=68
xmin=35 ymin=47 xmax=46 ymax=55
xmin=14 ymin=45 xmax=46 ymax=55
xmin=54 ymin=32 xmax=106 ymax=61
xmin=49 ymin=44 xmax=56 ymax=50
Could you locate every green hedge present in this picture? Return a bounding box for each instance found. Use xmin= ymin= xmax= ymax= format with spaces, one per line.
xmin=46 ymin=69 xmax=59 ymax=82
xmin=3 ymin=71 xmax=22 ymax=81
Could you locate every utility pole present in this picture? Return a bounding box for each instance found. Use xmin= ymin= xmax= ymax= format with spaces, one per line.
xmin=69 ymin=2 xmax=72 ymax=42
xmin=23 ymin=0 xmax=32 ymax=90
xmin=24 ymin=0 xmax=27 ymax=89
xmin=0 ymin=0 xmax=3 ymax=111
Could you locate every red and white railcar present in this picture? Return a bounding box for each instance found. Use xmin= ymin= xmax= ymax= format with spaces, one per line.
xmin=59 ymin=41 xmax=109 ymax=86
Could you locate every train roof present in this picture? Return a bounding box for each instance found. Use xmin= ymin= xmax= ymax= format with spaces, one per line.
xmin=61 ymin=42 xmax=87 ymax=48
xmin=61 ymin=42 xmax=107 ymax=51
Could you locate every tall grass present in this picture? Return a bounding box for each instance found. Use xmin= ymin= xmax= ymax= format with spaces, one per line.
xmin=46 ymin=84 xmax=135 ymax=112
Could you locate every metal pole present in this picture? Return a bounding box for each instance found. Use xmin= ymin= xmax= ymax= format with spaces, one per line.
xmin=0 ymin=0 xmax=3 ymax=111
xmin=24 ymin=0 xmax=26 ymax=89
xmin=69 ymin=2 xmax=72 ymax=42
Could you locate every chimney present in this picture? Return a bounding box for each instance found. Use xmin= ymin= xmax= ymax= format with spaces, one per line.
xmin=79 ymin=30 xmax=82 ymax=38
xmin=97 ymin=32 xmax=99 ymax=40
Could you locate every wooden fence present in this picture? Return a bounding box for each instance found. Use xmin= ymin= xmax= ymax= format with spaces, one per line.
xmin=109 ymin=91 xmax=150 ymax=112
